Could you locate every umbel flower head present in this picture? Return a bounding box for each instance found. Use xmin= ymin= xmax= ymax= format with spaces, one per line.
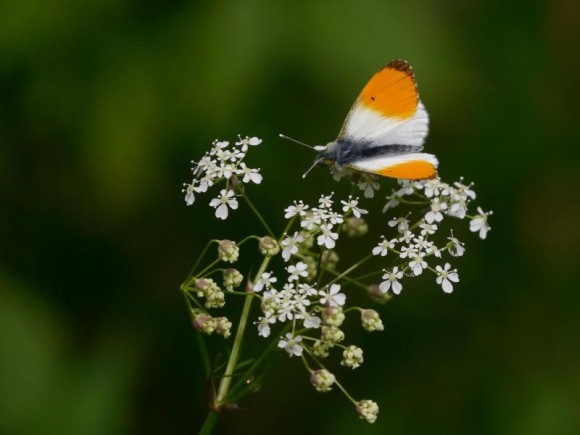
xmin=182 ymin=136 xmax=263 ymax=219
xmin=181 ymin=136 xmax=492 ymax=425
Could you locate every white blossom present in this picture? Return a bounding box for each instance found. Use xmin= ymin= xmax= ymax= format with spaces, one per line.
xmin=448 ymin=233 xmax=465 ymax=256
xmin=470 ymin=207 xmax=492 ymax=239
xmin=183 ymin=182 xmax=196 ymax=205
xmin=281 ymin=231 xmax=303 ymax=261
xmin=302 ymin=312 xmax=321 ymax=329
xmin=425 ymin=198 xmax=447 ymax=223
xmin=253 ymin=272 xmax=277 ymax=292
xmin=317 ymin=224 xmax=338 ymax=249
xmin=435 ymin=263 xmax=459 ymax=293
xmin=284 ymin=200 xmax=309 ymax=218
xmin=237 ymin=162 xmax=262 ymax=184
xmin=341 ymin=196 xmax=368 ymax=218
xmin=379 ymin=267 xmax=403 ymax=294
xmin=409 ymin=253 xmax=427 ymax=275
xmin=287 ymin=262 xmax=308 ymax=282
xmin=372 ymin=236 xmax=396 ymax=256
xmin=209 ymin=189 xmax=238 ymax=220
xmin=319 ymin=284 xmax=346 ymax=307
xmin=357 ymin=174 xmax=380 ymax=198
xmin=388 ymin=216 xmax=409 ymax=234
xmin=278 ymin=333 xmax=303 ymax=357
xmin=257 ymin=313 xmax=276 ymax=337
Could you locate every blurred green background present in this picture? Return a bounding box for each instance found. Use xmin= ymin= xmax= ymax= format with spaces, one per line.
xmin=1 ymin=0 xmax=579 ymax=434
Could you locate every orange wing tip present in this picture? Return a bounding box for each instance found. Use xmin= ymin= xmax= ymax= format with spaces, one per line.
xmin=384 ymin=59 xmax=414 ymax=76
xmin=359 ymin=60 xmax=419 ymax=120
xmin=378 ymin=160 xmax=438 ymax=180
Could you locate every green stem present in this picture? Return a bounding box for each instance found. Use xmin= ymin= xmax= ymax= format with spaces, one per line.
xmin=215 ymin=255 xmax=272 ymax=405
xmin=326 ymin=254 xmax=373 ymax=287
xmin=198 ymin=411 xmax=218 ymax=435
xmin=187 ymin=240 xmax=218 ymax=280
xmin=240 ymin=190 xmax=275 ymax=238
xmin=226 ymin=322 xmax=291 ymax=402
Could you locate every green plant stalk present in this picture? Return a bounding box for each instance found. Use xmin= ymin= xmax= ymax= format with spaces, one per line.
xmin=215 ymin=255 xmax=272 ymax=405
xmin=199 ymin=411 xmax=218 ymax=435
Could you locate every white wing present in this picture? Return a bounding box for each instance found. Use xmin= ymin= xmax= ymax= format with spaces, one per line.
xmin=341 ymin=101 xmax=429 ymax=147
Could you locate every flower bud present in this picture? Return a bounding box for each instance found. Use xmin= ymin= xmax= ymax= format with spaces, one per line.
xmin=310 ymin=369 xmax=336 ymax=392
xmin=215 ymin=316 xmax=232 ymax=338
xmin=303 ymin=256 xmax=318 ymax=281
xmin=228 ymin=174 xmax=242 ymax=191
xmin=194 ymin=278 xmax=218 ymax=297
xmin=218 ymin=240 xmax=239 ymax=263
xmin=311 ymin=340 xmax=331 ymax=358
xmin=205 ymin=289 xmax=225 ymax=309
xmin=321 ymin=325 xmax=345 ymax=343
xmin=344 ymin=217 xmax=368 ymax=237
xmin=320 ymin=250 xmax=340 ymax=270
xmin=356 ymin=399 xmax=379 ymax=424
xmin=223 ymin=268 xmax=243 ymax=291
xmin=193 ymin=313 xmax=217 ymax=335
xmin=361 ymin=309 xmax=384 ymax=332
xmin=341 ymin=345 xmax=363 ymax=369
xmin=321 ymin=306 xmax=345 ymax=327
xmin=367 ymin=284 xmax=392 ymax=304
xmin=259 ymin=236 xmax=279 ymax=256
xmin=299 ymin=231 xmax=314 ymax=249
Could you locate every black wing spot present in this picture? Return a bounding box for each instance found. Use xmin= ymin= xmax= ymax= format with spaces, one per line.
xmin=371 ymin=96 xmax=375 ymax=101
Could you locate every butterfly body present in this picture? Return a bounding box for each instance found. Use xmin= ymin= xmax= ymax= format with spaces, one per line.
xmin=316 ymin=60 xmax=438 ymax=180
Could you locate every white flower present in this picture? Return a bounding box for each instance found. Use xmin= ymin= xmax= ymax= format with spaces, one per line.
xmin=409 ymin=253 xmax=427 ymax=275
xmin=318 ymin=193 xmax=334 ymax=209
xmin=298 ymin=283 xmax=318 ymax=297
xmin=382 ymin=196 xmax=400 ymax=212
xmin=327 ymin=211 xmax=344 ymax=225
xmin=281 ymin=231 xmax=303 ymax=261
xmin=435 ymin=263 xmax=459 ymax=293
xmin=277 ymin=333 xmax=303 ymax=357
xmin=372 ymin=236 xmax=396 ymax=256
xmin=423 ymin=179 xmax=442 ymax=198
xmin=453 ymin=179 xmax=476 ymax=200
xmin=399 ymin=245 xmax=417 ymax=259
xmin=388 ymin=216 xmax=409 ymax=234
xmin=183 ymin=182 xmax=196 ymax=205
xmin=302 ymin=312 xmax=321 ymax=329
xmin=284 ymin=200 xmax=309 ymax=218
xmin=209 ymin=189 xmax=238 ymax=220
xmin=319 ymin=283 xmax=346 ymax=307
xmin=358 ymin=174 xmax=380 ymax=198
xmin=447 ymin=233 xmax=465 ymax=256
xmin=237 ymin=135 xmax=262 ymax=152
xmin=470 ymin=207 xmax=492 ymax=239
xmin=419 ymin=221 xmax=437 ymax=236
xmin=379 ymin=267 xmax=403 ymax=294
xmin=317 ymin=224 xmax=338 ymax=249
xmin=256 ymin=314 xmax=276 ymax=337
xmin=448 ymin=199 xmax=467 ymax=219
xmin=287 ymin=262 xmax=308 ymax=282
xmin=253 ymin=272 xmax=277 ymax=292
xmin=341 ymin=196 xmax=368 ymax=218
xmin=237 ymin=162 xmax=262 ymax=184
xmin=425 ymin=198 xmax=447 ymax=223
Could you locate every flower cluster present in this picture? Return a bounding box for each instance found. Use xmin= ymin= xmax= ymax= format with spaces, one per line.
xmin=374 ymin=178 xmax=492 ymax=295
xmin=182 ymin=136 xmax=263 ymax=219
xmin=181 ymin=137 xmax=492 ymax=425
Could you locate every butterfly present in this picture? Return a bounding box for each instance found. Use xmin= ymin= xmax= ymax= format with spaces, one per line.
xmin=312 ymin=60 xmax=437 ymax=180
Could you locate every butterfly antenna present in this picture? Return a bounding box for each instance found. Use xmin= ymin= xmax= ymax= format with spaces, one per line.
xmin=279 ymin=133 xmax=316 ymax=151
xmin=302 ymin=157 xmax=324 ymax=179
